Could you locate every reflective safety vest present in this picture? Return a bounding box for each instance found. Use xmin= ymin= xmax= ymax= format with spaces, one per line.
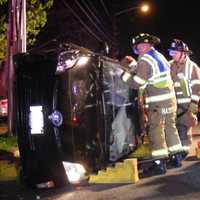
xmin=173 ymin=57 xmax=200 ymax=105
xmin=122 ymin=48 xmax=175 ymax=104
xmin=140 ymin=49 xmax=171 ymax=88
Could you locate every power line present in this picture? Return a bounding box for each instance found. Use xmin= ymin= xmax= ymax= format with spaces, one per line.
xmin=81 ymin=0 xmax=113 ymax=38
xmin=85 ymin=0 xmax=112 ymax=23
xmin=61 ymin=0 xmax=103 ymax=42
xmin=99 ymin=0 xmax=110 ymax=17
xmin=81 ymin=0 xmax=105 ymax=28
xmin=74 ymin=0 xmax=114 ymax=43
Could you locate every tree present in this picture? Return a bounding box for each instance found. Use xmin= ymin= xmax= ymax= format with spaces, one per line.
xmin=0 ymin=0 xmax=53 ymax=62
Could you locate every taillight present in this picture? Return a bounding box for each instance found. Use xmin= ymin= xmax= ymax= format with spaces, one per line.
xmin=1 ymin=101 xmax=7 ymax=107
xmin=71 ymin=113 xmax=79 ymax=126
xmin=0 ymin=99 xmax=8 ymax=106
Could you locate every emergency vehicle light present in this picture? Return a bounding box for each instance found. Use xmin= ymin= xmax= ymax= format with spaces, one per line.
xmin=29 ymin=106 xmax=44 ymax=134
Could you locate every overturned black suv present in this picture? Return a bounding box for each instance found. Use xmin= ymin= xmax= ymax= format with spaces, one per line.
xmin=14 ymin=44 xmax=140 ymax=188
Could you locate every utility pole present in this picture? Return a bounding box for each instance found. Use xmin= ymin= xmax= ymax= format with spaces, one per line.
xmin=7 ymin=0 xmax=26 ymax=135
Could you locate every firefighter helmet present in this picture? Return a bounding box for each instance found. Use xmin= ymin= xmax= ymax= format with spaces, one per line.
xmin=132 ymin=33 xmax=160 ymax=46
xmin=168 ymin=39 xmax=192 ymax=54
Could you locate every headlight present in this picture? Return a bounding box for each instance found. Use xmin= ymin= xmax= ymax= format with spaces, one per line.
xmin=76 ymin=56 xmax=90 ymax=67
xmin=62 ymin=161 xmax=86 ymax=184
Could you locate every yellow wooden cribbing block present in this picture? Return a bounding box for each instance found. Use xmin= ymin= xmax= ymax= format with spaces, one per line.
xmin=196 ymin=148 xmax=200 ymax=159
xmin=88 ymin=158 xmax=139 ymax=184
xmin=0 ymin=160 xmax=18 ymax=181
xmin=129 ymin=144 xmax=151 ymax=159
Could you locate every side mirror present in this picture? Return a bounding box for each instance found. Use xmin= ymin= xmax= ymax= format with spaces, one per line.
xmin=99 ymin=42 xmax=110 ymax=56
xmin=104 ymin=42 xmax=110 ymax=55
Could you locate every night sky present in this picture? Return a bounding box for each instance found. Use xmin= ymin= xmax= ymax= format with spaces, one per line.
xmin=117 ymin=0 xmax=200 ymax=63
xmin=36 ymin=0 xmax=200 ymax=64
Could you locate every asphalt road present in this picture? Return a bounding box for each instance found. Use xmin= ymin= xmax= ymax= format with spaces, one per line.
xmin=1 ymin=131 xmax=200 ymax=200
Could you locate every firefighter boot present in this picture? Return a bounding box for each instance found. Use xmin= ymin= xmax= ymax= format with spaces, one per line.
xmin=142 ymin=159 xmax=167 ymax=177
xmin=152 ymin=159 xmax=167 ymax=175
xmin=181 ymin=151 xmax=189 ymax=160
xmin=170 ymin=153 xmax=182 ymax=168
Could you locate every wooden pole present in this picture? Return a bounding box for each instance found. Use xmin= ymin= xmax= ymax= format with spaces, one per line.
xmin=7 ymin=0 xmax=26 ymax=135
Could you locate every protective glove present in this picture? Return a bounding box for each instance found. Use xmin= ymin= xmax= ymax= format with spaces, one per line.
xmin=188 ymin=102 xmax=198 ymax=114
xmin=120 ymin=56 xmax=137 ymax=69
xmin=186 ymin=110 xmax=198 ymax=127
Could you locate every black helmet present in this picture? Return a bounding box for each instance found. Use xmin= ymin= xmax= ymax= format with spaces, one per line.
xmin=168 ymin=39 xmax=192 ymax=54
xmin=132 ymin=33 xmax=160 ymax=46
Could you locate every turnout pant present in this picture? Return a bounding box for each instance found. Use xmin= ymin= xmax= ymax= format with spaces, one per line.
xmin=148 ymin=102 xmax=183 ymax=160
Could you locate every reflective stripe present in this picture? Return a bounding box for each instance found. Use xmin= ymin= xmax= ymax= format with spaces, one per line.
xmin=120 ymin=103 xmax=133 ymax=106
xmin=161 ymin=107 xmax=174 ymax=114
xmin=133 ymin=75 xmax=147 ymax=85
xmin=176 ymin=91 xmax=183 ymax=95
xmin=182 ymin=146 xmax=190 ymax=151
xmin=104 ymin=89 xmax=128 ymax=94
xmin=191 ymin=95 xmax=200 ymax=102
xmin=141 ymin=50 xmax=171 ymax=89
xmin=146 ymin=92 xmax=175 ymax=103
xmin=140 ymin=56 xmax=154 ymax=66
xmin=140 ymin=56 xmax=157 ymax=77
xmin=105 ymin=102 xmax=133 ymax=106
xmin=103 ymin=89 xmax=110 ymax=93
xmin=84 ymin=104 xmax=96 ymax=108
xmin=177 ymin=98 xmax=191 ymax=104
xmin=139 ymin=83 xmax=148 ymax=90
xmin=139 ymin=84 xmax=148 ymax=96
xmin=121 ymin=72 xmax=131 ymax=82
xmin=178 ymin=77 xmax=191 ymax=97
xmin=149 ymin=75 xmax=170 ymax=84
xmin=191 ymin=80 xmax=200 ymax=86
xmin=185 ymin=58 xmax=189 ymax=79
xmin=149 ymin=71 xmax=170 ymax=80
xmin=185 ymin=57 xmax=193 ymax=80
xmin=188 ymin=60 xmax=194 ymax=79
xmin=152 ymin=149 xmax=168 ymax=157
xmin=168 ymin=144 xmax=183 ymax=153
xmin=144 ymin=54 xmax=160 ymax=75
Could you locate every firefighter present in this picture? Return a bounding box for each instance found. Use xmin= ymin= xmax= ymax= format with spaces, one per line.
xmin=168 ymin=39 xmax=200 ymax=158
xmin=116 ymin=33 xmax=183 ymax=174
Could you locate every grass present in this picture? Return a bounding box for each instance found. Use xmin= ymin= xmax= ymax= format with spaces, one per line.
xmin=0 ymin=136 xmax=18 ymax=152
xmin=0 ymin=136 xmax=20 ymax=181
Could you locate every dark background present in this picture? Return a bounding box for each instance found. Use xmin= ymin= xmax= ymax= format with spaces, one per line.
xmin=32 ymin=0 xmax=200 ymax=63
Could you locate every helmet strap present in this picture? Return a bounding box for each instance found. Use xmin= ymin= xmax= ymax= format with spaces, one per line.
xmin=177 ymin=52 xmax=187 ymax=63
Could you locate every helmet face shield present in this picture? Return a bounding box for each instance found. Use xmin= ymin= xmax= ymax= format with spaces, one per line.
xmin=132 ymin=47 xmax=139 ymax=55
xmin=168 ymin=50 xmax=179 ymax=57
xmin=132 ymin=43 xmax=152 ymax=55
xmin=168 ymin=49 xmax=187 ymax=62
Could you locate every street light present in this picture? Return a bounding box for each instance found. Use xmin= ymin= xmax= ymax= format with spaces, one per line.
xmin=141 ymin=4 xmax=150 ymax=13
xmin=115 ymin=2 xmax=150 ymax=16
xmin=112 ymin=2 xmax=150 ymax=58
